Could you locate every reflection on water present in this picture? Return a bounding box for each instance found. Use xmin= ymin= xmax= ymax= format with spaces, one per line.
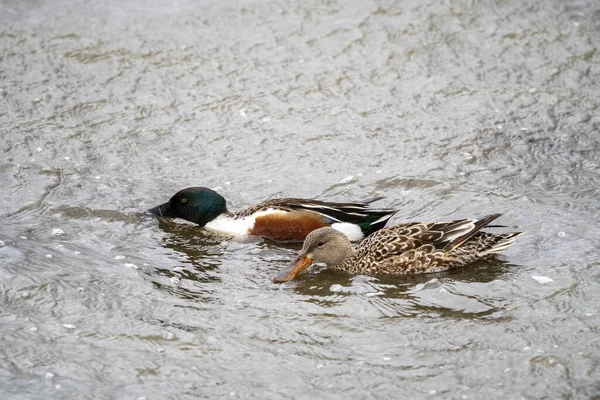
xmin=1 ymin=0 xmax=600 ymax=398
xmin=145 ymin=220 xmax=225 ymax=301
xmin=276 ymin=257 xmax=517 ymax=318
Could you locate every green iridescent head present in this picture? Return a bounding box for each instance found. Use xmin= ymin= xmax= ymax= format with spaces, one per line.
xmin=146 ymin=187 xmax=228 ymax=227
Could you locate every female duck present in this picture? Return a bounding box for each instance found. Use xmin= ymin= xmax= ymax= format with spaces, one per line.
xmin=274 ymin=213 xmax=523 ymax=281
xmin=146 ymin=187 xmax=397 ymax=241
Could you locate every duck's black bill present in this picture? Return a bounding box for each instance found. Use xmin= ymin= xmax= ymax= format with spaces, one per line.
xmin=145 ymin=202 xmax=175 ymax=218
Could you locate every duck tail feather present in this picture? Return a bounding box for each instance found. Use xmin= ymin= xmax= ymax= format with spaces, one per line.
xmin=479 ymin=232 xmax=525 ymax=256
xmin=444 ymin=213 xmax=503 ymax=252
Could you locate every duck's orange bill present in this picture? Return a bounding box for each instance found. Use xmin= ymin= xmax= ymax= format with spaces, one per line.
xmin=273 ymin=254 xmax=314 ymax=282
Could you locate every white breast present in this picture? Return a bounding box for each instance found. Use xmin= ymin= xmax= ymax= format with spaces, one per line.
xmin=204 ymin=208 xmax=287 ymax=236
xmin=206 ymin=209 xmax=365 ymax=240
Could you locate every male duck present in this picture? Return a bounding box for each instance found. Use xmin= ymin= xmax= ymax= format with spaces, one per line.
xmin=273 ymin=213 xmax=523 ymax=281
xmin=146 ymin=187 xmax=397 ymax=241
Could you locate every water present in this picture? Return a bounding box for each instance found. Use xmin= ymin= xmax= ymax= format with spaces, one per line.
xmin=1 ymin=0 xmax=599 ymax=398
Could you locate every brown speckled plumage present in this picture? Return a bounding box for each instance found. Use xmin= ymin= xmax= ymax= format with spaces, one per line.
xmin=273 ymin=214 xmax=523 ymax=281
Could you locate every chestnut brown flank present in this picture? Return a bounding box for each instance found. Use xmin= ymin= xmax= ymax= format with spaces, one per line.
xmin=251 ymin=211 xmax=328 ymax=241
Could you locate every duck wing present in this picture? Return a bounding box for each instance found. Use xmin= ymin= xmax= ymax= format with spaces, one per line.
xmin=350 ymin=214 xmax=512 ymax=274
xmin=238 ymin=197 xmax=397 ymax=231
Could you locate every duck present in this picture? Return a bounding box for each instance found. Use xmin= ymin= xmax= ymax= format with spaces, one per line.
xmin=273 ymin=213 xmax=523 ymax=281
xmin=146 ymin=187 xmax=398 ymax=241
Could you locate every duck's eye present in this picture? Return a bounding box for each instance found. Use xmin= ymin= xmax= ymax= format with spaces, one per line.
xmin=317 ymin=241 xmax=324 ymax=247
xmin=181 ymin=198 xmax=187 ymax=204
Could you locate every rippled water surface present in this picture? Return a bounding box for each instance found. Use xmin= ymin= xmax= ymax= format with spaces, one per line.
xmin=1 ymin=0 xmax=600 ymax=398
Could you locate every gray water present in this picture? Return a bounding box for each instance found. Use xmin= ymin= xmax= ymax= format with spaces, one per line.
xmin=1 ymin=0 xmax=599 ymax=398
